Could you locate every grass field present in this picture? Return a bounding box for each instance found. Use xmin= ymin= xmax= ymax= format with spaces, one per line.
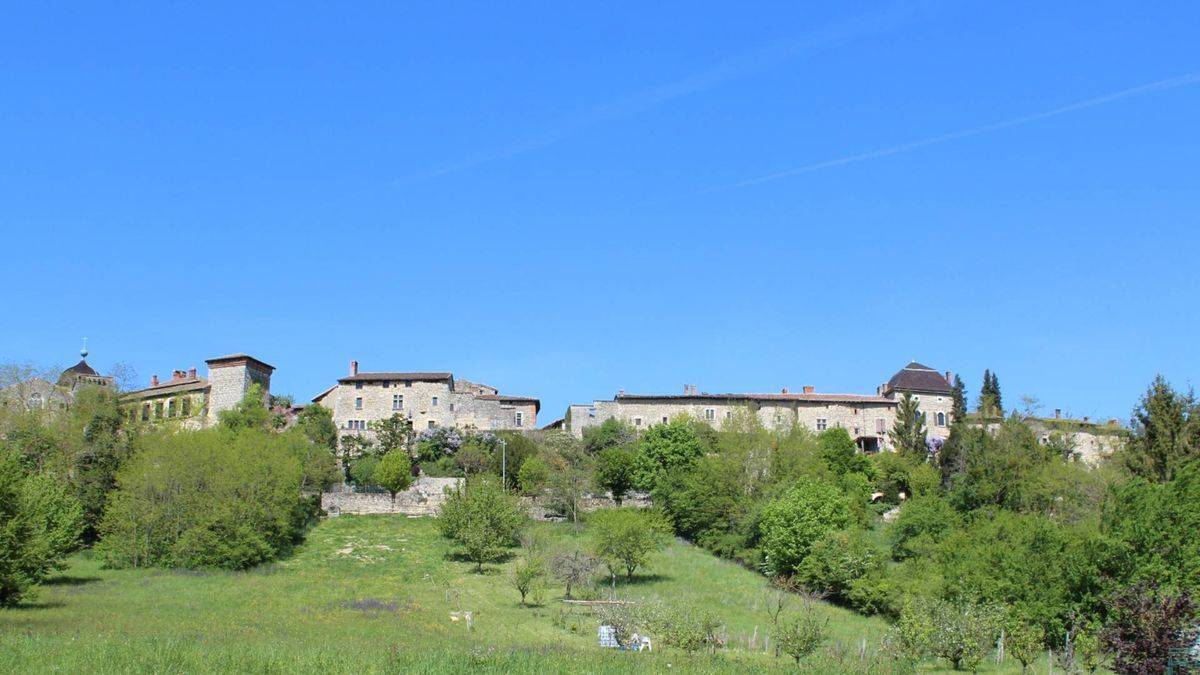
xmin=0 ymin=515 xmax=1040 ymax=673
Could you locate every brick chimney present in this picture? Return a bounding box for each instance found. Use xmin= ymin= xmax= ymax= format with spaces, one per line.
xmin=802 ymin=385 xmax=815 ymax=394
xmin=945 ymin=371 xmax=954 ymax=385
xmin=150 ymin=374 xmax=159 ymax=387
xmin=781 ymin=387 xmax=789 ymax=394
xmin=188 ymin=367 xmax=196 ymax=379
xmin=350 ymin=360 xmax=359 ymax=376
xmin=1054 ymin=408 xmax=1061 ymax=419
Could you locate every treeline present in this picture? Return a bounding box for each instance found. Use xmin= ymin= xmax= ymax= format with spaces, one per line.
xmin=0 ymin=383 xmax=340 ymax=605
xmin=575 ymin=374 xmax=1200 ymax=673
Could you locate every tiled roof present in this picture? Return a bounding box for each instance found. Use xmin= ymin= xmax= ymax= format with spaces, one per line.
xmin=122 ymin=377 xmax=209 ymax=398
xmin=205 ymin=354 xmax=275 ymax=371
xmin=62 ymin=359 xmax=98 ymax=376
xmin=338 ymin=372 xmax=453 ymax=384
xmin=615 ymin=392 xmax=895 ymax=405
xmin=477 ymin=394 xmax=541 ymax=412
xmin=884 ymin=362 xmax=952 ymax=394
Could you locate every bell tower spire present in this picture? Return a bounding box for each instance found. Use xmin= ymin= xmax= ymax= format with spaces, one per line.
xmin=81 ymin=337 xmax=89 ymax=360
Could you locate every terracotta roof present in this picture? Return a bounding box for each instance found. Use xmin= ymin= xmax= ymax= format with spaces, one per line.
xmin=338 ymin=371 xmax=453 ymax=384
xmin=205 ymin=354 xmax=275 ymax=371
xmin=476 ymin=394 xmax=541 ymax=412
xmin=884 ymin=362 xmax=953 ymax=394
xmin=310 ymin=384 xmax=337 ymax=403
xmin=122 ymin=377 xmax=209 ymax=398
xmin=615 ymin=392 xmax=894 ymax=405
xmin=62 ymin=359 xmax=98 ymax=376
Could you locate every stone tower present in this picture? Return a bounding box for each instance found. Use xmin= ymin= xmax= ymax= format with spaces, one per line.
xmin=204 ymin=354 xmax=274 ymax=423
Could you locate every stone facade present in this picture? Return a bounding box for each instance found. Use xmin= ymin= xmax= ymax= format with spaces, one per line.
xmin=321 ymin=477 xmax=461 ymax=516
xmin=121 ymin=354 xmax=274 ymax=429
xmin=0 ymin=349 xmax=114 ymax=414
xmin=567 ymin=362 xmax=958 ymax=453
xmin=313 ymin=361 xmax=539 ymax=442
xmin=974 ymin=415 xmax=1127 ymax=465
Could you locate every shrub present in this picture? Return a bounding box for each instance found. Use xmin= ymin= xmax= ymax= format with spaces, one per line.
xmin=593 ymin=446 xmax=636 ymax=504
xmin=583 ymin=418 xmax=635 ymax=454
xmin=776 ymin=609 xmax=828 ymax=664
xmin=796 ymin=529 xmax=885 ymax=606
xmin=517 ymin=455 xmax=548 ymax=496
xmin=660 ymin=607 xmax=723 ymax=654
xmin=1100 ymin=581 xmax=1197 ymax=675
xmin=631 ymin=419 xmax=704 ymax=491
xmin=759 ymin=478 xmax=850 ymax=577
xmin=97 ymin=428 xmax=314 ymax=570
xmin=0 ymin=451 xmax=84 ymax=606
xmin=889 ymin=495 xmax=958 ymax=560
xmin=818 ymin=427 xmax=871 ymax=477
xmin=348 ymin=455 xmax=379 ymax=487
xmin=437 ymin=476 xmax=527 ymax=572
xmin=589 ymin=508 xmax=669 ymax=582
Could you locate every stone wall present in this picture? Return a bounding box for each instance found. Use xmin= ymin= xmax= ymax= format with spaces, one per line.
xmin=207 ymin=361 xmax=271 ymax=423
xmin=323 ymin=377 xmax=536 ymax=439
xmin=321 ymin=476 xmax=462 ymax=516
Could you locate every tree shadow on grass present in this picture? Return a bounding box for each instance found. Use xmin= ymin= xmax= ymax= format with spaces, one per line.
xmin=443 ymin=550 xmax=517 ymax=572
xmin=10 ymin=600 xmax=66 ymax=611
xmin=612 ymin=573 xmax=672 ymax=586
xmin=42 ymin=574 xmax=102 ymax=587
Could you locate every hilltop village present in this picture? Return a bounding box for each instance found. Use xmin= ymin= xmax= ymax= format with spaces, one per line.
xmin=1 ymin=347 xmax=1124 ymax=464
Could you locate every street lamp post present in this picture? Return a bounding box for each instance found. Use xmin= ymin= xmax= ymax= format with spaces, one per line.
xmin=499 ymin=437 xmax=508 ymax=487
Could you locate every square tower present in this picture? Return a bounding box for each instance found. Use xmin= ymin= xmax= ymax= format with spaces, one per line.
xmin=204 ymin=354 xmax=274 ymax=423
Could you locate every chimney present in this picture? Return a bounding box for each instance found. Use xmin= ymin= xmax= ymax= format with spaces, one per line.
xmin=188 ymin=367 xmax=196 ymax=379
xmin=683 ymin=384 xmax=690 ymax=394
xmin=1082 ymin=416 xmax=1089 ymax=423
xmin=350 ymin=360 xmax=358 ymax=376
xmin=150 ymin=374 xmax=159 ymax=387
xmin=781 ymin=387 xmax=789 ymax=394
xmin=1054 ymin=408 xmax=1061 ymax=419
xmin=945 ymin=371 xmax=953 ymax=385
xmin=618 ymin=389 xmax=625 ymax=397
xmin=803 ymin=385 xmax=815 ymax=394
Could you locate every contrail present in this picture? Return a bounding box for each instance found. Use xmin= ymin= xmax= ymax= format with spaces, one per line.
xmin=401 ymin=3 xmax=924 ymax=182
xmin=701 ymin=70 xmax=1200 ymax=193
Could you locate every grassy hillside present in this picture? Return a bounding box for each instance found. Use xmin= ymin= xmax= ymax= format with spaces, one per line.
xmin=0 ymin=515 xmax=1034 ymax=673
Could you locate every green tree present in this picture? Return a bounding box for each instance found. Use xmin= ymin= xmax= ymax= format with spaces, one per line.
xmin=1123 ymin=375 xmax=1198 ymax=482
xmin=818 ymin=427 xmax=871 ymax=477
xmin=889 ymin=495 xmax=959 ymax=560
xmin=990 ymin=371 xmax=1004 ymax=415
xmin=0 ymin=450 xmax=84 ymax=606
xmin=348 ymin=455 xmax=379 ymax=487
xmin=594 ymin=445 xmax=637 ymax=504
xmin=516 ymin=454 xmax=548 ymax=495
xmin=368 ymin=413 xmax=414 ymax=456
xmin=437 ymin=476 xmax=527 ymax=572
xmin=510 ymin=553 xmax=546 ymax=606
xmin=548 ymin=548 xmax=599 ymax=599
xmin=797 ymin=529 xmax=885 ymax=605
xmin=1006 ymin=622 xmax=1044 ymax=674
xmin=541 ymin=433 xmax=592 ymax=525
xmin=901 ymin=598 xmax=1001 ymax=671
xmin=759 ymin=478 xmax=851 ymax=576
xmin=582 ymin=417 xmax=635 ymax=454
xmin=950 ymin=374 xmax=967 ymax=423
xmin=632 ymin=418 xmax=704 ymax=491
xmin=1103 ymin=460 xmax=1200 ymax=593
xmin=375 ymin=450 xmax=413 ymax=502
xmin=890 ymin=392 xmax=927 ymax=461
xmin=218 ymin=383 xmax=272 ymax=431
xmin=776 ymin=607 xmax=829 ymax=664
xmin=589 ymin=508 xmax=669 ymax=582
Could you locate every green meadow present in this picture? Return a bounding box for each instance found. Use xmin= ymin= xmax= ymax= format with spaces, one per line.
xmin=0 ymin=515 xmax=1043 ymax=673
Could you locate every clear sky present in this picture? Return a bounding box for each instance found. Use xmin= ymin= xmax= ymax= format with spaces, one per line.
xmin=1 ymin=2 xmax=1197 ymax=423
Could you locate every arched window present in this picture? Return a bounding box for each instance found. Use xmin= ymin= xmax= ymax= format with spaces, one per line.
xmin=936 ymin=412 xmax=946 ymax=427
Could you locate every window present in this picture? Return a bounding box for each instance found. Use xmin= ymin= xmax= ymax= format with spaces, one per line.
xmin=662 ymin=416 xmax=668 ymax=424
xmin=449 ymin=403 xmax=455 ymax=412
xmin=393 ymin=394 xmax=403 ymax=410
xmin=142 ymin=404 xmax=150 ymax=421
xmin=129 ymin=408 xmax=137 ymax=424
xmin=355 ymin=397 xmax=363 ymax=410
xmin=154 ymin=402 xmax=163 ymax=419
xmin=432 ymin=396 xmax=439 ymax=407
xmin=405 ymin=381 xmax=412 ymax=388
xmin=347 ymin=420 xmax=367 ymax=431
xmin=634 ymin=417 xmax=642 ymax=427
xmin=382 ymin=381 xmax=390 ymax=389
xmin=167 ymin=400 xmax=175 ymax=418
xmin=427 ymin=420 xmax=436 ymax=429
xmin=355 ymin=381 xmax=363 ymax=390
xmin=816 ymin=418 xmax=827 ymax=431
xmin=876 ymin=418 xmax=886 ymax=434
xmin=936 ymin=412 xmax=946 ymax=427
xmin=182 ymin=398 xmax=191 ymax=417
xmin=726 ymin=411 xmax=733 ymax=420
xmin=516 ymin=411 xmax=524 ymax=427
xmin=705 ymin=408 xmax=715 ymax=421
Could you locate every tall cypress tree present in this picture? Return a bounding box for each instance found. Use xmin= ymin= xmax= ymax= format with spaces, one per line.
xmin=990 ymin=371 xmax=1003 ymax=416
xmin=890 ymin=392 xmax=928 ymax=460
xmin=951 ymin=374 xmax=967 ymax=423
xmin=978 ymin=369 xmax=994 ymax=414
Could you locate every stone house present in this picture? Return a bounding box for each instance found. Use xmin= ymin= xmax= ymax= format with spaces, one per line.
xmin=0 ymin=346 xmax=115 ymax=413
xmin=567 ymin=361 xmax=957 ymax=453
xmin=120 ymin=354 xmax=274 ymax=429
xmin=311 ymin=361 xmax=539 ymax=441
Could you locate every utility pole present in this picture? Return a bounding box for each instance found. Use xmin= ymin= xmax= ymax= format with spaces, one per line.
xmin=499 ymin=437 xmax=508 ymax=487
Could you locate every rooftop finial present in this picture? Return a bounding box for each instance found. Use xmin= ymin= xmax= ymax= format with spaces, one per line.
xmin=81 ymin=337 xmax=89 ymax=360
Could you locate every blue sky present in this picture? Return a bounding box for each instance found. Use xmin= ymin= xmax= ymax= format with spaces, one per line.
xmin=1 ymin=2 xmax=1197 ymax=423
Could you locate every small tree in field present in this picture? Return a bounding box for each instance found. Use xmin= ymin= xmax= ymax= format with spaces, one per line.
xmin=375 ymin=451 xmax=413 ymax=502
xmin=1007 ymin=622 xmax=1044 ymax=674
xmin=437 ymin=476 xmax=527 ymax=572
xmin=510 ymin=554 xmax=546 ymax=607
xmin=549 ymin=548 xmax=599 ymax=599
xmin=589 ymin=508 xmax=668 ymax=582
xmin=776 ymin=608 xmax=828 ymax=664
xmin=594 ymin=446 xmax=637 ymax=505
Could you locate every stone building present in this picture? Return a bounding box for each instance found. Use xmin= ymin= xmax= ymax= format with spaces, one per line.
xmin=121 ymin=354 xmax=274 ymax=429
xmin=0 ymin=343 xmax=114 ymax=413
xmin=567 ymin=361 xmax=957 ymax=453
xmin=311 ymin=361 xmax=539 ymax=440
